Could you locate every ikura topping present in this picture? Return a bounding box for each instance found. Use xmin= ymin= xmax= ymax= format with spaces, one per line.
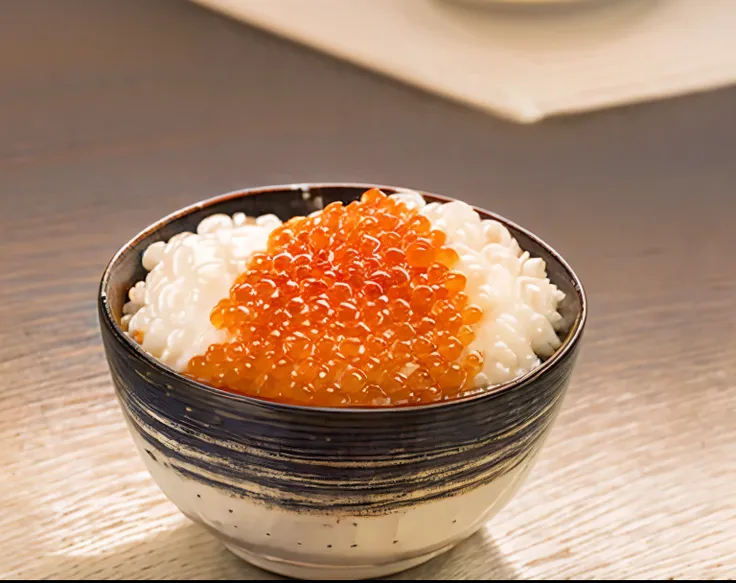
xmin=123 ymin=187 xmax=566 ymax=408
xmin=185 ymin=188 xmax=485 ymax=407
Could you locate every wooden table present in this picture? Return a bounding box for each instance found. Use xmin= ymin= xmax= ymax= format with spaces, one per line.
xmin=1 ymin=0 xmax=734 ymax=579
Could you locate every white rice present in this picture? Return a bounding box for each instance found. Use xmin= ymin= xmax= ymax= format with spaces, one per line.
xmin=123 ymin=193 xmax=564 ymax=388
xmin=123 ymin=213 xmax=282 ymax=371
xmin=396 ymin=191 xmax=565 ymax=385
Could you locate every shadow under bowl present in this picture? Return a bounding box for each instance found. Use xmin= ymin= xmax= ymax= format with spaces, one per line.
xmin=98 ymin=183 xmax=587 ymax=580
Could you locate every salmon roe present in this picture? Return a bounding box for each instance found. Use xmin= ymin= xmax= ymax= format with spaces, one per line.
xmin=186 ymin=188 xmax=485 ymax=407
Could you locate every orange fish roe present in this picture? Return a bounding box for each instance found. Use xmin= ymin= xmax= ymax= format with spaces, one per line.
xmin=186 ymin=188 xmax=485 ymax=407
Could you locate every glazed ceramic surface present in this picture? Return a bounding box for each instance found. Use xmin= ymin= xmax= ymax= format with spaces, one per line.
xmin=98 ymin=184 xmax=587 ymax=579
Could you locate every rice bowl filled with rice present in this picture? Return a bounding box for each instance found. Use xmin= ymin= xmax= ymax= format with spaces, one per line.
xmin=99 ymin=184 xmax=587 ymax=580
xmin=122 ymin=187 xmax=565 ymax=408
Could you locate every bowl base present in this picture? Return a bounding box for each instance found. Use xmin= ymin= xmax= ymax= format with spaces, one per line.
xmin=224 ymin=541 xmax=458 ymax=580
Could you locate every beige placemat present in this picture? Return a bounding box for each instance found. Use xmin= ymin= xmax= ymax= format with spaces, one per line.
xmin=192 ymin=0 xmax=736 ymax=123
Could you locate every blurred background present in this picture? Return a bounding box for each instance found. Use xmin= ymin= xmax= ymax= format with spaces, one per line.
xmin=1 ymin=0 xmax=734 ymax=580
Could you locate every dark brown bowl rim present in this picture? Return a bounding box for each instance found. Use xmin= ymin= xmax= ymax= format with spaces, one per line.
xmin=99 ymin=182 xmax=587 ymax=414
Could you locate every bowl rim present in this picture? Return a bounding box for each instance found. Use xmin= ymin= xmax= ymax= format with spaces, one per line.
xmin=99 ymin=182 xmax=587 ymax=413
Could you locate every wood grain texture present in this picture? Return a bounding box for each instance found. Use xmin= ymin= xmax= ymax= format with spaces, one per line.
xmin=0 ymin=0 xmax=733 ymax=579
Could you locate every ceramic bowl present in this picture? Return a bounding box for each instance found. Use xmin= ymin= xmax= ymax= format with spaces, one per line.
xmin=98 ymin=183 xmax=587 ymax=580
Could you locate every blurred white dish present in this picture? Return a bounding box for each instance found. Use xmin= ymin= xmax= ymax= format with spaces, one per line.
xmin=444 ymin=0 xmax=598 ymax=5
xmin=191 ymin=0 xmax=736 ymax=123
